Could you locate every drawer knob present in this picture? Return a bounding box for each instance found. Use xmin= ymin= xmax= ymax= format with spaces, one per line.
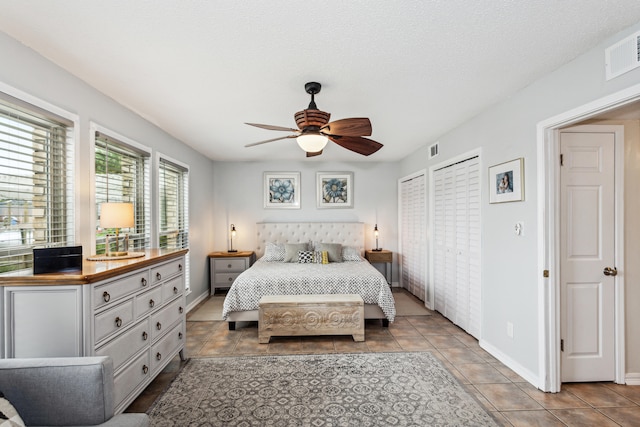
xmin=141 ymin=278 xmax=147 ymax=287
xmin=179 ymin=306 xmax=184 ymax=314
xmin=142 ymin=331 xmax=148 ymax=341
xmin=149 ymin=299 xmax=155 ymax=308
xmin=179 ymin=264 xmax=183 ymax=272
xmin=103 ymin=291 xmax=110 ymax=302
xmin=156 ymin=272 xmax=162 ymax=280
xmin=156 ymin=321 xmax=162 ymax=331
xmin=173 ymin=286 xmax=178 ymax=294
xmin=156 ymin=352 xmax=162 ymax=361
xmin=228 ymin=277 xmax=233 ymax=282
xmin=142 ymin=365 xmax=149 ymax=374
xmin=227 ymin=263 xmax=232 ymax=268
xmin=178 ymin=332 xmax=183 ymax=340
xmin=115 ymin=317 xmax=122 ymax=328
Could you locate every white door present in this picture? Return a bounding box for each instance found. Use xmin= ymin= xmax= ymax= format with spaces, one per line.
xmin=560 ymin=127 xmax=616 ymax=382
xmin=399 ymin=173 xmax=427 ymax=301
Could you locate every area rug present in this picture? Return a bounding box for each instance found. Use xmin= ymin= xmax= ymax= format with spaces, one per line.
xmin=147 ymin=352 xmax=497 ymax=426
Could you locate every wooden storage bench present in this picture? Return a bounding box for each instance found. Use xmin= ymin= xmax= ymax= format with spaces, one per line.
xmin=258 ymin=294 xmax=365 ymax=343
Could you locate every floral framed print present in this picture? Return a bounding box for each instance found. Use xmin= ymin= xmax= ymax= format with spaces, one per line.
xmin=489 ymin=158 xmax=524 ymax=203
xmin=264 ymin=172 xmax=301 ymax=209
xmin=316 ymin=172 xmax=354 ymax=208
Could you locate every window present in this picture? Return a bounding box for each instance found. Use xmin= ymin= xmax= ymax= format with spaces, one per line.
xmin=158 ymin=154 xmax=189 ymax=288
xmin=94 ymin=129 xmax=150 ymax=254
xmin=0 ymin=94 xmax=74 ymax=273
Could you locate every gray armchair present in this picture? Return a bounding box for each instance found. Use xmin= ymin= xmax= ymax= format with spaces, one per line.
xmin=0 ymin=356 xmax=149 ymax=427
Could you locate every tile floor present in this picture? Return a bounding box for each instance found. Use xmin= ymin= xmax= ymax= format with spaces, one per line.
xmin=126 ymin=289 xmax=640 ymax=426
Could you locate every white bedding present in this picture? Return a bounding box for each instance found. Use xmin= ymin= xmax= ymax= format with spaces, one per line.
xmin=222 ymin=259 xmax=396 ymax=322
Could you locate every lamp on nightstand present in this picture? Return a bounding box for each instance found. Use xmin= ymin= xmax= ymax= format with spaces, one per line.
xmin=373 ymin=223 xmax=382 ymax=251
xmin=228 ymin=224 xmax=238 ymax=253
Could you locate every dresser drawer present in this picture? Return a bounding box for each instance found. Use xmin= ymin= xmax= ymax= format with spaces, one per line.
xmin=95 ymin=319 xmax=150 ymax=371
xmin=213 ymin=258 xmax=246 ymax=272
xmin=150 ymin=322 xmax=184 ymax=373
xmin=151 ymin=258 xmax=184 ymax=284
xmin=150 ymin=297 xmax=184 ymax=341
xmin=113 ymin=350 xmax=150 ymax=408
xmin=93 ymin=271 xmax=150 ymax=309
xmin=135 ymin=286 xmax=163 ymax=319
xmin=95 ymin=299 xmax=134 ymax=343
xmin=214 ymin=272 xmax=241 ymax=286
xmin=162 ymin=276 xmax=184 ymax=302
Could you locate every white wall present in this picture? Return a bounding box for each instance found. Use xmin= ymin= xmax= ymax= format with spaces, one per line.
xmin=400 ymin=22 xmax=640 ymax=382
xmin=0 ymin=31 xmax=215 ymax=306
xmin=211 ymin=159 xmax=400 ymax=278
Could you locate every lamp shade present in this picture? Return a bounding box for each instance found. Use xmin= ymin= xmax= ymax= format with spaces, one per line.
xmin=101 ymin=202 xmax=134 ymax=229
xmin=296 ymin=134 xmax=328 ymax=152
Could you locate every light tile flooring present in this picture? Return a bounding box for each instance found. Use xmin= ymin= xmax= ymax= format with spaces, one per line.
xmin=127 ymin=289 xmax=640 ymax=426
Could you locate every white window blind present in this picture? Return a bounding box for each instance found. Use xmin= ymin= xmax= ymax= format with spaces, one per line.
xmin=95 ymin=132 xmax=150 ymax=254
xmin=158 ymin=157 xmax=189 ymax=251
xmin=0 ymin=95 xmax=74 ymax=273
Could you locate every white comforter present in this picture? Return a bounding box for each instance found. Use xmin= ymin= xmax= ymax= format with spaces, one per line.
xmin=222 ymin=259 xmax=396 ymax=322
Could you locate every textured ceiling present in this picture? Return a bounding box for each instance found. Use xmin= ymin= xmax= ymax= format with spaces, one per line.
xmin=1 ymin=1 xmax=640 ymax=162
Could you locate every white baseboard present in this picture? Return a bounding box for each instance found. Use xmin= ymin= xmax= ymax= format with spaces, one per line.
xmin=625 ymin=373 xmax=640 ymax=385
xmin=479 ymin=339 xmax=540 ymax=388
xmin=186 ymin=290 xmax=210 ymax=314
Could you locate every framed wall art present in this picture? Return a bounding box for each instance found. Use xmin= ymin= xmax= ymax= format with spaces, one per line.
xmin=316 ymin=171 xmax=353 ymax=208
xmin=489 ymin=158 xmax=524 ymax=203
xmin=264 ymin=172 xmax=301 ymax=209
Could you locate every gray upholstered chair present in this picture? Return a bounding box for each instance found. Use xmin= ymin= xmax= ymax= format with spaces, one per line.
xmin=0 ymin=356 xmax=149 ymax=427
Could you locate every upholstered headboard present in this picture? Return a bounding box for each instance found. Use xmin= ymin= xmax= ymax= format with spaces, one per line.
xmin=255 ymin=222 xmax=364 ymax=258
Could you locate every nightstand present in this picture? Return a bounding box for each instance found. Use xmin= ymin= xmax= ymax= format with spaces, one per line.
xmin=365 ymin=249 xmax=392 ymax=286
xmin=208 ymin=251 xmax=256 ymax=294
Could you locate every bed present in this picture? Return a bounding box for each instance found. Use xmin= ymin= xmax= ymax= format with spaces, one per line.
xmin=222 ymin=222 xmax=396 ymax=330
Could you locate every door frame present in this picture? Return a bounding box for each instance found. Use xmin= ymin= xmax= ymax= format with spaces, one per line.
xmin=537 ymin=84 xmax=639 ymax=392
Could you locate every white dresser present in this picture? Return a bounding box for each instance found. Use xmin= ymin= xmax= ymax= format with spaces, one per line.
xmin=0 ymin=249 xmax=187 ymax=413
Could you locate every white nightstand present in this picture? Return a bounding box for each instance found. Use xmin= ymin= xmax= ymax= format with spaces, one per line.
xmin=208 ymin=251 xmax=256 ymax=294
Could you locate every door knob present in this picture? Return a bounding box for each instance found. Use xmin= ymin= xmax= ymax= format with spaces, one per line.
xmin=603 ymin=267 xmax=618 ymax=276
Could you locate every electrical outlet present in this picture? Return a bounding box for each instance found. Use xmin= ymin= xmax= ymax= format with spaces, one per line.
xmin=507 ymin=322 xmax=514 ymax=338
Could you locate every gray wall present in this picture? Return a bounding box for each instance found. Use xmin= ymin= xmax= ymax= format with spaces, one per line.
xmin=400 ymin=22 xmax=640 ymax=381
xmin=0 ymin=31 xmax=215 ymax=306
xmin=211 ymin=160 xmax=400 ymax=280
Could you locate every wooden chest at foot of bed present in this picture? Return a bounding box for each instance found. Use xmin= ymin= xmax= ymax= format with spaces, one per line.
xmin=258 ymin=294 xmax=365 ymax=343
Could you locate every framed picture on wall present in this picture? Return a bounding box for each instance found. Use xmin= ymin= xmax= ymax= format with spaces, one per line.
xmin=316 ymin=171 xmax=354 ymax=208
xmin=264 ymin=172 xmax=301 ymax=209
xmin=489 ymin=158 xmax=524 ymax=203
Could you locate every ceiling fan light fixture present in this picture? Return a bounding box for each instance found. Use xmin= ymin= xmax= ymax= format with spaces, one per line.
xmin=296 ymin=133 xmax=328 ymax=152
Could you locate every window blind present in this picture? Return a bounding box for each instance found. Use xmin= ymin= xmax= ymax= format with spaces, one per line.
xmin=95 ymin=132 xmax=150 ymax=254
xmin=158 ymin=158 xmax=189 ymax=251
xmin=0 ymin=97 xmax=74 ymax=273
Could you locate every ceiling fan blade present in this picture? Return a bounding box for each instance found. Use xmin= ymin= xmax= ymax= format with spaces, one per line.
xmin=306 ymin=150 xmax=323 ymax=157
xmin=328 ymin=135 xmax=383 ymax=156
xmin=321 ymin=118 xmax=372 ymax=136
xmin=244 ymin=134 xmax=297 ymax=147
xmin=245 ymin=122 xmax=299 ymax=132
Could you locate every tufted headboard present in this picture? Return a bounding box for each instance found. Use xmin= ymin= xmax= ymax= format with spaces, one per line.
xmin=255 ymin=222 xmax=364 ymax=258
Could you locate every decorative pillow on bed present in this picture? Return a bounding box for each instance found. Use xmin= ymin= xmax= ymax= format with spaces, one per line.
xmin=342 ymin=246 xmax=363 ymax=261
xmin=316 ymin=243 xmax=343 ymax=262
xmin=0 ymin=392 xmax=26 ymax=427
xmin=262 ymin=242 xmax=286 ymax=262
xmin=284 ymin=243 xmax=309 ymax=262
xmin=297 ymin=250 xmax=314 ymax=263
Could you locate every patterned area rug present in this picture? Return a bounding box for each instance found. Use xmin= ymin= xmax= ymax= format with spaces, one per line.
xmin=148 ymin=352 xmax=498 ymax=426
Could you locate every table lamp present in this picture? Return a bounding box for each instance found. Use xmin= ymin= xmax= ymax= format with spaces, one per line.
xmin=101 ymin=202 xmax=134 ymax=256
xmin=229 ymin=224 xmax=238 ymax=253
xmin=373 ymin=224 xmax=382 ymax=251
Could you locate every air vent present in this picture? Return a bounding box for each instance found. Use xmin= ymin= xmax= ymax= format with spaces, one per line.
xmin=605 ymin=30 xmax=640 ymax=80
xmin=429 ymin=142 xmax=439 ymax=159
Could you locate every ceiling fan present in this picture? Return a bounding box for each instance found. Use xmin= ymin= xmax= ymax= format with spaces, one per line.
xmin=245 ymin=82 xmax=383 ymax=157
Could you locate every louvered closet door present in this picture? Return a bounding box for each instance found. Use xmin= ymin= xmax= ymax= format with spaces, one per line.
xmin=400 ymin=173 xmax=426 ymax=301
xmin=432 ymin=156 xmax=481 ymax=339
